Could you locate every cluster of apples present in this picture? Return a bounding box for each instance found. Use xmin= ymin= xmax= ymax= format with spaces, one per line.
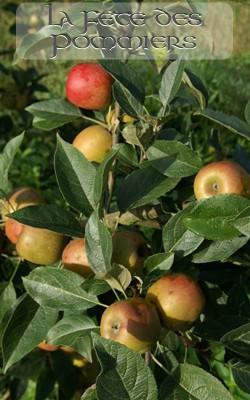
xmin=65 ymin=62 xmax=135 ymax=163
xmin=2 ymin=186 xmax=67 ymax=265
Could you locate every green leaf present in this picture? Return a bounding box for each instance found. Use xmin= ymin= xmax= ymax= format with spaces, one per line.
xmin=232 ymin=361 xmax=250 ymax=394
xmin=0 ymin=282 xmax=16 ymax=322
xmin=82 ymin=387 xmax=98 ymax=400
xmin=221 ymin=323 xmax=250 ymax=358
xmin=194 ymin=109 xmax=250 ymax=141
xmin=99 ymin=60 xmax=145 ymax=104
xmin=97 ymin=264 xmax=132 ymax=294
xmin=26 ymin=99 xmax=82 ymax=123
xmin=47 ymin=315 xmax=98 ymax=360
xmin=50 ymin=350 xmax=76 ymax=398
xmin=8 ymin=204 xmax=83 ymax=237
xmin=117 ymin=167 xmax=180 ymax=213
xmin=2 ymin=294 xmax=58 ymax=372
xmin=159 ymin=363 xmax=233 ymax=400
xmin=144 ymin=253 xmax=174 ymax=275
xmin=113 ymin=82 xmax=144 ymax=119
xmin=85 ymin=209 xmax=113 ymax=274
xmin=0 ymin=133 xmax=24 ymax=197
xmin=93 ymin=147 xmax=120 ymax=205
xmin=231 ymin=206 xmax=250 ymax=236
xmin=244 ymin=98 xmax=250 ymax=125
xmin=146 ymin=140 xmax=202 ymax=178
xmin=55 ymin=136 xmax=95 ymax=216
xmin=122 ymin=125 xmax=150 ymax=153
xmin=23 ymin=267 xmax=101 ymax=311
xmin=92 ymin=334 xmax=158 ymax=400
xmin=159 ymin=59 xmax=185 ymax=108
xmin=184 ymin=195 xmax=250 ymax=240
xmin=163 ymin=202 xmax=204 ymax=257
xmin=192 ymin=237 xmax=249 ymax=263
xmin=33 ymin=116 xmax=67 ymax=131
xmin=35 ymin=365 xmax=56 ymax=400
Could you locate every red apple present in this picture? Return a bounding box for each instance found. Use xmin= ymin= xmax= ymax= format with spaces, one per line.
xmin=194 ymin=161 xmax=250 ymax=200
xmin=66 ymin=63 xmax=113 ymax=110
xmin=146 ymin=273 xmax=205 ymax=331
xmin=112 ymin=231 xmax=150 ymax=276
xmin=100 ymin=297 xmax=161 ymax=353
xmin=5 ymin=219 xmax=24 ymax=244
xmin=73 ymin=125 xmax=112 ymax=163
xmin=62 ymin=238 xmax=93 ymax=278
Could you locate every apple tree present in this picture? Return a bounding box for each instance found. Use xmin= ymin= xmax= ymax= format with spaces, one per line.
xmin=1 ymin=2 xmax=250 ymax=400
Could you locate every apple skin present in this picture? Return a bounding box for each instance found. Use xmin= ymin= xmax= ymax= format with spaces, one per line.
xmin=100 ymin=297 xmax=161 ymax=353
xmin=146 ymin=273 xmax=205 ymax=332
xmin=73 ymin=125 xmax=112 ymax=164
xmin=16 ymin=226 xmax=67 ymax=265
xmin=66 ymin=63 xmax=113 ymax=110
xmin=5 ymin=219 xmax=24 ymax=244
xmin=194 ymin=161 xmax=250 ymax=200
xmin=62 ymin=238 xmax=93 ymax=278
xmin=112 ymin=231 xmax=150 ymax=276
xmin=38 ymin=340 xmax=59 ymax=352
xmin=1 ymin=186 xmax=45 ymax=221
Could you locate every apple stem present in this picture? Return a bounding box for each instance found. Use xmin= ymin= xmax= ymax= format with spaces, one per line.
xmin=145 ymin=351 xmax=151 ymax=365
xmin=9 ymin=258 xmax=21 ymax=283
xmin=80 ymin=115 xmax=108 ymax=129
xmin=151 ymin=353 xmax=171 ymax=376
xmin=106 ymin=102 xmax=121 ymax=212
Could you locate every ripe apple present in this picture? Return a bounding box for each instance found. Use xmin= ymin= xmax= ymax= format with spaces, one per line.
xmin=1 ymin=186 xmax=45 ymax=221
xmin=146 ymin=273 xmax=205 ymax=331
xmin=112 ymin=231 xmax=150 ymax=276
xmin=62 ymin=238 xmax=93 ymax=278
xmin=73 ymin=125 xmax=112 ymax=163
xmin=100 ymin=297 xmax=161 ymax=353
xmin=38 ymin=340 xmax=59 ymax=352
xmin=16 ymin=226 xmax=67 ymax=265
xmin=66 ymin=63 xmax=113 ymax=110
xmin=194 ymin=161 xmax=250 ymax=200
xmin=5 ymin=218 xmax=24 ymax=244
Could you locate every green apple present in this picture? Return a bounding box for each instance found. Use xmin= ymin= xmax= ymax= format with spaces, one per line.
xmin=73 ymin=125 xmax=112 ymax=163
xmin=100 ymin=297 xmax=161 ymax=353
xmin=16 ymin=226 xmax=67 ymax=265
xmin=62 ymin=238 xmax=93 ymax=278
xmin=146 ymin=273 xmax=205 ymax=331
xmin=194 ymin=161 xmax=250 ymax=200
xmin=112 ymin=231 xmax=150 ymax=276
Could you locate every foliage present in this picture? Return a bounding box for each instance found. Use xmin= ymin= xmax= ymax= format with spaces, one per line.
xmin=1 ymin=1 xmax=250 ymax=399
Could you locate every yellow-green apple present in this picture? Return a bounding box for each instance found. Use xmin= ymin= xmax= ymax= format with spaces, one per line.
xmin=194 ymin=161 xmax=250 ymax=200
xmin=1 ymin=186 xmax=45 ymax=221
xmin=38 ymin=341 xmax=59 ymax=352
xmin=146 ymin=273 xmax=205 ymax=331
xmin=16 ymin=226 xmax=67 ymax=265
xmin=66 ymin=63 xmax=113 ymax=110
xmin=112 ymin=231 xmax=150 ymax=276
xmin=62 ymin=238 xmax=93 ymax=278
xmin=100 ymin=297 xmax=161 ymax=353
xmin=73 ymin=125 xmax=112 ymax=163
xmin=5 ymin=219 xmax=24 ymax=244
